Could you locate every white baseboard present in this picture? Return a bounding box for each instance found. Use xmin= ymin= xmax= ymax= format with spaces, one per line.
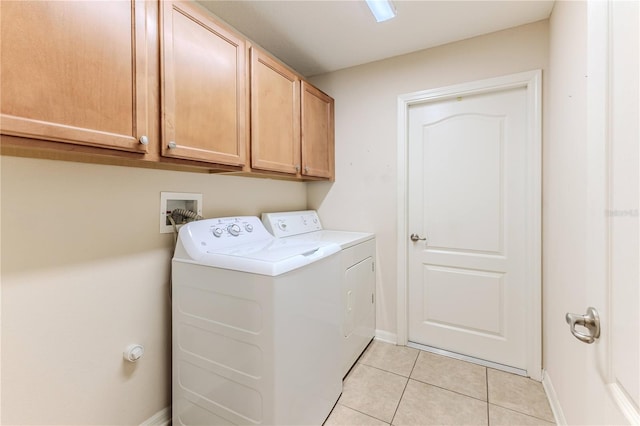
xmin=542 ymin=370 xmax=567 ymax=426
xmin=375 ymin=329 xmax=397 ymax=344
xmin=140 ymin=406 xmax=171 ymax=426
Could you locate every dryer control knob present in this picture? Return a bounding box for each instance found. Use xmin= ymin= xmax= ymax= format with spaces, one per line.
xmin=245 ymin=224 xmax=254 ymax=232
xmin=277 ymin=220 xmax=287 ymax=231
xmin=228 ymin=224 xmax=241 ymax=236
xmin=212 ymin=228 xmax=223 ymax=238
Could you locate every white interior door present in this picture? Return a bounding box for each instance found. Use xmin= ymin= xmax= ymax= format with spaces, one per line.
xmin=406 ymin=76 xmax=540 ymax=374
xmin=580 ymin=1 xmax=640 ymax=423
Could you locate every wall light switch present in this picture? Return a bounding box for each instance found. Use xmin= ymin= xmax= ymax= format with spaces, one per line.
xmin=160 ymin=192 xmax=203 ymax=234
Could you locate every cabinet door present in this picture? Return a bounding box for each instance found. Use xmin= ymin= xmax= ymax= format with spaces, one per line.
xmin=0 ymin=1 xmax=151 ymax=153
xmin=161 ymin=1 xmax=247 ymax=166
xmin=301 ymin=81 xmax=335 ymax=179
xmin=250 ymin=48 xmax=301 ymax=175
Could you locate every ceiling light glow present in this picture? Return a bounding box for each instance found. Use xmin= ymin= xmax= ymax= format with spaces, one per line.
xmin=365 ymin=0 xmax=397 ymax=23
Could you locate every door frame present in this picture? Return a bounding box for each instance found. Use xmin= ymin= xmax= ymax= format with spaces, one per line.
xmin=396 ymin=70 xmax=542 ymax=380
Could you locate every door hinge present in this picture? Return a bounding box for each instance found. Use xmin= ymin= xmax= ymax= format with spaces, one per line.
xmin=372 ymin=262 xmax=375 ymax=272
xmin=372 ymin=293 xmax=375 ymax=304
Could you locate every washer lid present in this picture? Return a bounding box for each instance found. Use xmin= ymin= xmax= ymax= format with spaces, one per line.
xmin=173 ymin=217 xmax=341 ymax=276
xmin=212 ymin=237 xmax=334 ymax=261
xmin=178 ymin=239 xmax=340 ymax=276
xmin=216 ymin=239 xmax=341 ymax=275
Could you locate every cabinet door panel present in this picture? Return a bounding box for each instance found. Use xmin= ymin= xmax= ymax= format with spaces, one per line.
xmin=0 ymin=1 xmax=149 ymax=153
xmin=251 ymin=48 xmax=300 ymax=174
xmin=162 ymin=1 xmax=247 ymax=166
xmin=301 ymin=82 xmax=335 ymax=179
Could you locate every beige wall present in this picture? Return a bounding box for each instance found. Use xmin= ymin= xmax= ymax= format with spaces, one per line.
xmin=308 ymin=20 xmax=549 ymax=338
xmin=0 ymin=156 xmax=306 ymax=424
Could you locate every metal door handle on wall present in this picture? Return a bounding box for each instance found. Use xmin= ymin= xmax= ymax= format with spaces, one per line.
xmin=565 ymin=307 xmax=600 ymax=344
xmin=410 ymin=234 xmax=426 ymax=242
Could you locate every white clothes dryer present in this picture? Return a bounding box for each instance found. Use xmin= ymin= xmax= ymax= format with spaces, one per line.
xmin=172 ymin=216 xmax=342 ymax=425
xmin=262 ymin=210 xmax=376 ymax=377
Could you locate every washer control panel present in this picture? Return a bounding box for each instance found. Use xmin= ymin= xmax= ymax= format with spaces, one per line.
xmin=177 ymin=216 xmax=274 ymax=258
xmin=262 ymin=210 xmax=323 ymax=237
xmin=209 ymin=217 xmax=260 ymax=239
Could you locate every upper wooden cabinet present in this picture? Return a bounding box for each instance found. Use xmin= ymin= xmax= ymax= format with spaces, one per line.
xmin=161 ymin=1 xmax=248 ymax=167
xmin=250 ymin=48 xmax=334 ymax=180
xmin=301 ymin=81 xmax=335 ymax=179
xmin=0 ymin=0 xmax=151 ymax=153
xmin=250 ymin=48 xmax=301 ymax=175
xmin=1 ymin=1 xmax=333 ymax=179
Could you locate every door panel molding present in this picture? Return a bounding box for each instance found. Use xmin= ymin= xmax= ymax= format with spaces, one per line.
xmin=422 ymin=264 xmax=505 ymax=337
xmin=396 ymin=70 xmax=542 ymax=379
xmin=422 ymin=113 xmax=505 ymax=254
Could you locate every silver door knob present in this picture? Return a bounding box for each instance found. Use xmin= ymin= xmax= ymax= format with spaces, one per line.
xmin=139 ymin=135 xmax=149 ymax=145
xmin=565 ymin=307 xmax=600 ymax=344
xmin=410 ymin=233 xmax=426 ymax=242
xmin=168 ymin=141 xmax=177 ymax=149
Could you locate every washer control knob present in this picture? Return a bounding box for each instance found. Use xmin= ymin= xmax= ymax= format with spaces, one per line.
xmin=227 ymin=224 xmax=241 ymax=236
xmin=245 ymin=223 xmax=254 ymax=232
xmin=277 ymin=220 xmax=287 ymax=231
xmin=212 ymin=228 xmax=223 ymax=238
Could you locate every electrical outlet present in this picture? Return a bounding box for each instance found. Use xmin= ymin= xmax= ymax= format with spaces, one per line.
xmin=160 ymin=192 xmax=203 ymax=234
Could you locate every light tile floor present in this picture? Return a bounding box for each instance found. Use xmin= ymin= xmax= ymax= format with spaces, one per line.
xmin=325 ymin=341 xmax=556 ymax=426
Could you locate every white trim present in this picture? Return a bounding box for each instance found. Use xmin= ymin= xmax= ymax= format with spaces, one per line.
xmin=396 ymin=93 xmax=409 ymax=346
xmin=524 ymin=69 xmax=543 ymax=382
xmin=0 ymin=141 xmax=3 ymax=423
xmin=396 ymin=70 xmax=543 ymax=379
xmin=374 ymin=329 xmax=397 ymax=345
xmin=542 ymin=370 xmax=568 ymax=426
xmin=407 ymin=341 xmax=527 ymax=377
xmin=140 ymin=406 xmax=171 ymax=426
xmin=608 ymin=383 xmax=640 ymax=425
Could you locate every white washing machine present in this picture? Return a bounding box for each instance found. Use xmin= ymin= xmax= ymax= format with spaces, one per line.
xmin=172 ymin=216 xmax=343 ymax=425
xmin=262 ymin=210 xmax=376 ymax=377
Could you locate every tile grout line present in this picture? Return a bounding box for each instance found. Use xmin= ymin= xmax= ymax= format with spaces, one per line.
xmin=358 ymin=360 xmax=415 ymax=380
xmin=408 ymin=374 xmax=489 ymax=404
xmin=333 ymin=403 xmax=392 ymax=425
xmin=361 ymin=356 xmax=493 ymax=405
xmin=408 ymin=370 xmax=497 ymax=405
xmin=487 ymin=403 xmax=556 ymax=424
xmin=339 ymin=358 xmax=413 ymax=425
xmin=389 ymin=352 xmax=421 ymax=425
xmin=390 ymin=379 xmax=410 ymax=426
xmin=486 ymin=367 xmax=490 ymax=425
xmin=355 ymin=342 xmax=553 ymax=426
xmin=487 ymin=369 xmax=556 ymax=423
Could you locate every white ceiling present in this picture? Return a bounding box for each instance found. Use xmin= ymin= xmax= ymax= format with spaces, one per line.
xmin=198 ymin=1 xmax=554 ymax=77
